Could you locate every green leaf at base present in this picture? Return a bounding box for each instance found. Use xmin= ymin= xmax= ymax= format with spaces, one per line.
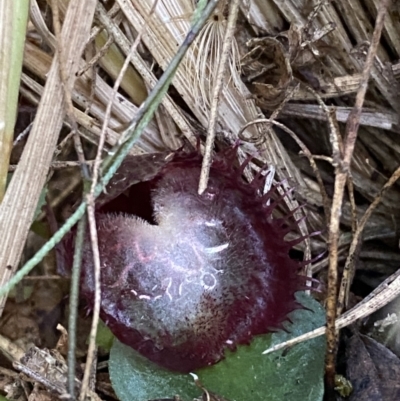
xmin=109 ymin=292 xmax=326 ymax=401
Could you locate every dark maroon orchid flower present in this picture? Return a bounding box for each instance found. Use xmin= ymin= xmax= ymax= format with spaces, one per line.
xmin=77 ymin=146 xmax=307 ymax=373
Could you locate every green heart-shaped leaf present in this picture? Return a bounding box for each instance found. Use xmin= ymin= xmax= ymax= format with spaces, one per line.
xmin=109 ymin=292 xmax=325 ymax=401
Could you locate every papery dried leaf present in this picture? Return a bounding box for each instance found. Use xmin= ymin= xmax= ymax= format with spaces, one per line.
xmin=244 ymin=37 xmax=293 ymax=109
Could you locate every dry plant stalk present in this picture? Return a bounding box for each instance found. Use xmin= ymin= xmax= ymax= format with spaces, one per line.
xmin=22 ymin=40 xmax=161 ymax=150
xmin=198 ymin=0 xmax=241 ymax=194
xmin=80 ymin=21 xmax=148 ymax=401
xmin=93 ymin=3 xmax=196 ymax=147
xmin=337 ymin=165 xmax=400 ymax=316
xmin=324 ymin=0 xmax=390 ymax=392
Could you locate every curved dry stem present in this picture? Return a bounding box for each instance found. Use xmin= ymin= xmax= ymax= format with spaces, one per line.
xmin=238 ymin=118 xmax=327 ymax=217
xmin=301 ymin=84 xmax=342 ymax=224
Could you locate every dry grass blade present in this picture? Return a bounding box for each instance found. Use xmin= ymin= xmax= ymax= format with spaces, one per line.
xmin=22 ymin=41 xmax=161 ymax=147
xmin=95 ymin=2 xmax=197 ymax=147
xmin=281 ymin=103 xmax=399 ymax=130
xmin=0 ymin=1 xmax=29 ymax=201
xmin=20 ymin=70 xmax=142 ymax=156
xmin=0 ymin=0 xmax=97 ymax=316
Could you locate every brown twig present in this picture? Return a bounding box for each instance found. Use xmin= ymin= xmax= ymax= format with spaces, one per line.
xmin=87 ymin=3 xmax=121 ymax=45
xmin=346 ymin=175 xmax=358 ymax=236
xmin=9 ymin=160 xmax=98 ymax=171
xmin=198 ymin=0 xmax=240 ymax=194
xmin=77 ymin=33 xmax=114 ymax=77
xmin=79 ymin=4 xmax=154 ymax=400
xmin=95 ymin=2 xmax=197 ymax=146
xmin=300 ymin=85 xmax=345 ymax=225
xmin=324 ymin=0 xmax=390 ymax=393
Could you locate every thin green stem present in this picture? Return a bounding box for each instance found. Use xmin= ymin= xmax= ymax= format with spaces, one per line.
xmin=67 ymin=215 xmax=86 ymax=398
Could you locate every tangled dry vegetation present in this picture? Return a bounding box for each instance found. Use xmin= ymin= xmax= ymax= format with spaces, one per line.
xmin=1 ymin=0 xmax=400 ymax=400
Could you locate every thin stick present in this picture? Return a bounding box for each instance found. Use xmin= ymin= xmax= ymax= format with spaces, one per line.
xmin=79 ymin=15 xmax=149 ymax=401
xmin=301 ymin=84 xmax=340 ymax=224
xmin=77 ymin=33 xmax=114 ymax=77
xmin=198 ymin=0 xmax=240 ymax=194
xmin=95 ymin=3 xmax=197 ymax=147
xmin=324 ymin=0 xmax=390 ymax=391
xmin=52 ymin=2 xmax=91 ymax=397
